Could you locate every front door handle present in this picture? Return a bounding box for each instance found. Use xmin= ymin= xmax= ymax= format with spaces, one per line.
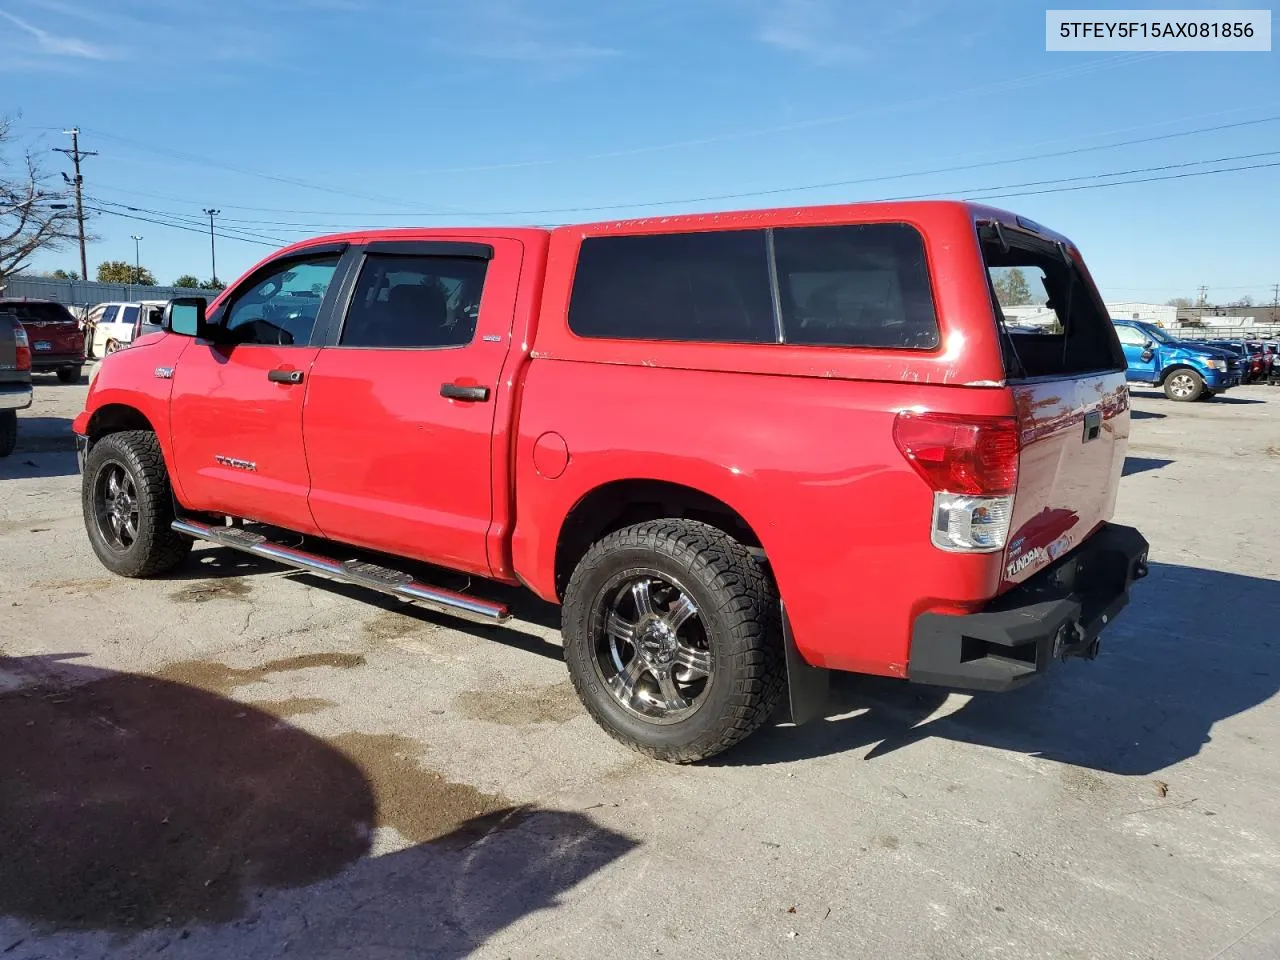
xmin=268 ymin=368 xmax=303 ymax=384
xmin=440 ymin=382 xmax=489 ymax=402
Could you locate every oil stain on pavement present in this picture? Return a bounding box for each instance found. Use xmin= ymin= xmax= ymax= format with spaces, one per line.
xmin=456 ymin=679 xmax=583 ymax=726
xmin=154 ymin=652 xmax=366 ymax=697
xmin=167 ymin=578 xmax=253 ymax=604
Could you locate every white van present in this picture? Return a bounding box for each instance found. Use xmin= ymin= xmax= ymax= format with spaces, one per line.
xmin=86 ymin=301 xmax=166 ymax=357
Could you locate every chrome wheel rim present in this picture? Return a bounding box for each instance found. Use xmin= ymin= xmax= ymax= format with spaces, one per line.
xmin=591 ymin=574 xmax=713 ymax=725
xmin=1170 ymin=373 xmax=1195 ymax=398
xmin=105 ymin=341 xmax=120 ymax=354
xmin=94 ymin=462 xmax=140 ymax=551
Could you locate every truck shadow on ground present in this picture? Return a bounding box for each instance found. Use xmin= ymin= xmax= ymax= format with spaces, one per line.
xmin=0 ymin=655 xmax=634 ymax=957
xmin=171 ymin=543 xmax=567 ymax=661
xmin=0 ymin=416 xmax=78 ymax=480
xmin=725 ymin=561 xmax=1280 ymax=776
xmin=1122 ymin=456 xmax=1174 ymax=476
xmin=1130 ymin=388 xmax=1266 ymax=406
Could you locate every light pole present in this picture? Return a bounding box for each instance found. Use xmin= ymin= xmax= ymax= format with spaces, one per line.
xmin=203 ymin=208 xmax=220 ymax=285
xmin=131 ymin=235 xmax=143 ymax=285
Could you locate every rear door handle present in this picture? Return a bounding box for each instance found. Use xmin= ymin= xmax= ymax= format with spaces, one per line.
xmin=440 ymin=382 xmax=490 ymax=402
xmin=268 ymin=368 xmax=303 ymax=384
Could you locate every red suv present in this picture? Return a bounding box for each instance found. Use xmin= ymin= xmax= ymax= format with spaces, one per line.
xmin=0 ymin=299 xmax=85 ymax=383
xmin=74 ymin=201 xmax=1149 ymax=762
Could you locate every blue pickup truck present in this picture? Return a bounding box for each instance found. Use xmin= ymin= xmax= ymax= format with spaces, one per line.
xmin=1111 ymin=319 xmax=1241 ymax=401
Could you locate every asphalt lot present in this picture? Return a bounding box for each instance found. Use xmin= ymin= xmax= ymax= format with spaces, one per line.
xmin=1 ymin=368 xmax=1278 ymax=960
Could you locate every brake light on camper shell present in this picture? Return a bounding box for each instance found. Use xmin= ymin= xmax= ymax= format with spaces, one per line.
xmin=893 ymin=412 xmax=1020 ymax=553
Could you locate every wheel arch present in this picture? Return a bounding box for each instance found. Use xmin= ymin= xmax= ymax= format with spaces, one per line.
xmin=1157 ymin=362 xmax=1202 ymax=385
xmin=86 ymin=403 xmax=157 ymax=443
xmin=553 ymin=478 xmax=765 ymax=601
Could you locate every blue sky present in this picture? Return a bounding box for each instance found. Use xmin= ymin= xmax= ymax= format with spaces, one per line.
xmin=4 ymin=0 xmax=1277 ymax=304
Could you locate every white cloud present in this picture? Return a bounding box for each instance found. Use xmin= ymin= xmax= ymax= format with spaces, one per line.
xmin=0 ymin=7 xmax=112 ymax=59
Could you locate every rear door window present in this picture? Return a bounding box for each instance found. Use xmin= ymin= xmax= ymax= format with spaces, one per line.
xmin=773 ymin=224 xmax=939 ymax=349
xmin=340 ymin=254 xmax=488 ymax=348
xmin=568 ymin=230 xmax=775 ymax=343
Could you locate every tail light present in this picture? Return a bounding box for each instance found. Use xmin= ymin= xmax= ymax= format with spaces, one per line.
xmin=13 ymin=325 xmax=31 ymax=372
xmin=893 ymin=412 xmax=1020 ymax=553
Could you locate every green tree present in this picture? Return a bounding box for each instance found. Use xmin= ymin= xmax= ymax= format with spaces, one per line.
xmin=1165 ymin=297 xmax=1193 ymax=309
xmin=199 ymin=278 xmax=226 ymax=291
xmin=173 ymin=274 xmax=200 ymax=288
xmin=97 ymin=260 xmax=156 ymax=285
xmin=993 ymin=267 xmax=1032 ymax=306
xmin=46 ymin=268 xmax=80 ymax=280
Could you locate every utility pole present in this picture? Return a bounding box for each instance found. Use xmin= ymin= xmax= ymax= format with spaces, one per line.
xmin=203 ymin=208 xmax=220 ymax=284
xmin=131 ymin=235 xmax=143 ymax=284
xmin=1196 ymin=285 xmax=1208 ymax=307
xmin=53 ymin=129 xmax=97 ymax=281
xmin=1271 ymin=283 xmax=1279 ymax=309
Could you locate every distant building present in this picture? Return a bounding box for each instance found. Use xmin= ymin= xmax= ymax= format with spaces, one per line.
xmin=1104 ymin=301 xmax=1178 ymax=327
xmin=1001 ymin=305 xmax=1058 ymax=328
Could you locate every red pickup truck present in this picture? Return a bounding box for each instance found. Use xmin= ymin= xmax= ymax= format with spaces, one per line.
xmin=74 ymin=201 xmax=1149 ymax=762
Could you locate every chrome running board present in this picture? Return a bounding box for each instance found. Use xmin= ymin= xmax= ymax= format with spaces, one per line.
xmin=171 ymin=519 xmax=510 ymax=623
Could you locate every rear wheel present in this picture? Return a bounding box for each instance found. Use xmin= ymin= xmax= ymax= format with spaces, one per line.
xmin=82 ymin=430 xmax=191 ymax=577
xmin=562 ymin=520 xmax=785 ymax=763
xmin=1163 ymin=369 xmax=1204 ymax=402
xmin=104 ymin=340 xmax=122 ymax=355
xmin=0 ymin=410 xmax=16 ymax=458
xmin=56 ymin=366 xmax=82 ymax=384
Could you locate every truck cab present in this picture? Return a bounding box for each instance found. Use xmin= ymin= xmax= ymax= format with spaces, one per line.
xmin=1111 ymin=318 xmax=1239 ymax=401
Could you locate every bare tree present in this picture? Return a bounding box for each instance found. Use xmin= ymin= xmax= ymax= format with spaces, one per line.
xmin=0 ymin=118 xmax=79 ymax=285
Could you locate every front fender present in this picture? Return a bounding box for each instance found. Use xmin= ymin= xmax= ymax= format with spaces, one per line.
xmin=76 ymin=336 xmax=192 ymax=498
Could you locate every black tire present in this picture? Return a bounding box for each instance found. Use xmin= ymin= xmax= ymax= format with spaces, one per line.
xmin=562 ymin=519 xmax=785 ymax=763
xmin=0 ymin=410 xmax=16 ymax=458
xmin=1163 ymin=368 xmax=1204 ymax=402
xmin=57 ymin=366 xmax=82 ymax=384
xmin=82 ymin=430 xmax=191 ymax=577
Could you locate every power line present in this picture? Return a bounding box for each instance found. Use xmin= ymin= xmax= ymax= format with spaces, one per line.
xmin=81 ymin=204 xmax=281 ymax=248
xmin=88 ymin=150 xmax=1280 ymax=234
xmin=84 ymin=114 xmax=1280 ymax=224
xmin=84 ymin=198 xmax=287 ymax=245
xmin=65 ymin=55 xmax=1168 ymax=200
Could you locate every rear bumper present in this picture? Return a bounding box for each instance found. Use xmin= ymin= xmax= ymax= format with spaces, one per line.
xmin=31 ymin=354 xmax=83 ymax=370
xmin=908 ymin=524 xmax=1149 ymax=692
xmin=0 ymin=383 xmax=33 ymax=411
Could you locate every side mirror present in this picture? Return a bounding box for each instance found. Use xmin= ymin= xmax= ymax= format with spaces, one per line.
xmin=1142 ymin=339 xmax=1154 ymax=349
xmin=163 ymin=298 xmax=207 ymax=338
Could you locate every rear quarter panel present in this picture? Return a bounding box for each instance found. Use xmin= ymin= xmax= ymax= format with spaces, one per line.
xmin=513 ymin=362 xmax=1017 ymax=675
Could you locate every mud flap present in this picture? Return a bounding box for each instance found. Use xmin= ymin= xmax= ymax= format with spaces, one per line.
xmin=783 ymin=604 xmax=830 ymax=725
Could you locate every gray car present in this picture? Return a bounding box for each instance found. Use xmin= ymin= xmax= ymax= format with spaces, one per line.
xmin=1 ymin=310 xmax=35 ymax=457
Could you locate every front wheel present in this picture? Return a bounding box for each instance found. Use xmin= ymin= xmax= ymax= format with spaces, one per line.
xmin=82 ymin=430 xmax=192 ymax=577
xmin=562 ymin=520 xmax=785 ymax=763
xmin=1164 ymin=369 xmax=1204 ymax=402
